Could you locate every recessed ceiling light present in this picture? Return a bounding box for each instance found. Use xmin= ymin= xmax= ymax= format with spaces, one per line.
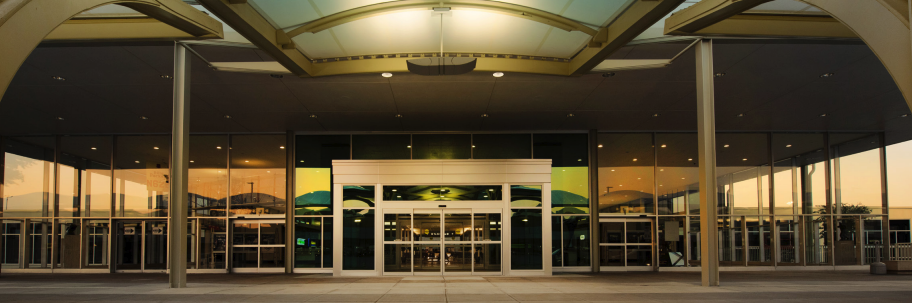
xmin=407 ymin=145 xmax=411 ymax=148
xmin=134 ymin=160 xmax=140 ymax=163
xmin=52 ymin=76 xmax=65 ymax=81
xmin=737 ymin=113 xmax=744 ymax=117
xmin=819 ymin=113 xmax=827 ymax=117
xmin=715 ymin=73 xmax=725 ymax=77
xmin=742 ymin=158 xmax=747 ymax=161
xmin=820 ymin=72 xmax=835 ymax=78
xmin=280 ymin=146 xmax=285 ymax=149
xmin=786 ymin=144 xmax=792 ymax=148
xmin=681 ymin=177 xmax=685 ymax=179
xmin=567 ymin=113 xmax=575 ymax=117
xmin=902 ymin=114 xmax=909 ymax=118
xmin=660 ymin=169 xmax=664 ymax=171
xmin=245 ymin=160 xmax=249 ymax=163
xmin=577 ymin=159 xmax=581 ymax=161
xmin=91 ymin=147 xmax=97 ymax=150
xmin=140 ymin=116 xmax=149 ymax=120
xmin=688 ymin=158 xmax=693 ymax=161
xmin=481 ymin=114 xmax=488 ymax=118
xmin=216 ymin=146 xmax=222 ymax=149
xmin=660 ymin=185 xmax=663 ymax=187
xmin=395 ymin=114 xmax=402 ymax=118
xmin=223 ymin=115 xmax=231 ymax=119
xmin=637 ymin=178 xmax=641 ymax=180
xmin=602 ymin=72 xmax=615 ymax=78
xmin=309 ymin=114 xmax=317 ymax=118
xmin=661 ymin=144 xmax=667 ymax=148
xmin=161 ymin=75 xmax=172 ymax=79
xmin=652 ymin=113 xmax=659 ymax=117
xmin=190 ymin=160 xmax=194 ymax=163
xmin=598 ymin=144 xmax=603 ymax=148
xmin=56 ymin=117 xmax=64 ymax=120
xmin=381 ymin=72 xmax=393 ymax=78
xmin=472 ymin=145 xmax=476 ymax=148
xmin=492 ymin=72 xmax=504 ymax=77
xmin=153 ymin=147 xmax=159 ymax=150
xmin=723 ymin=144 xmax=730 ymax=148
xmin=633 ymin=158 xmax=637 ymax=161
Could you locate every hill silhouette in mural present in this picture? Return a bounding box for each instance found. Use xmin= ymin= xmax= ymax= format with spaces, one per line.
xmin=295 ymin=190 xmax=331 ymax=206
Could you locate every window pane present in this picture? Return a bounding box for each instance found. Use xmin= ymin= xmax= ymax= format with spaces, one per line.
xmin=384 ymin=213 xmax=411 ymax=242
xmin=261 ymin=223 xmax=285 ymax=245
xmin=552 ymin=167 xmax=589 ymax=214
xmin=599 ymin=222 xmax=623 ymax=244
xmin=323 ymin=218 xmax=333 ymax=268
xmin=745 ymin=217 xmax=771 ymax=263
xmin=58 ymin=136 xmax=112 ymax=217
xmin=598 ymin=133 xmax=654 ymax=215
xmin=2 ymin=220 xmax=22 ymax=267
xmin=260 ymin=247 xmax=285 ymax=268
xmin=887 ymin=140 xmax=912 ymax=209
xmin=30 ymin=220 xmax=52 ymax=268
xmin=599 ymin=246 xmax=624 ymax=266
xmin=199 ymin=218 xmax=227 ymax=269
xmin=382 ymin=185 xmax=501 ymax=201
xmin=776 ymin=216 xmax=799 ymax=264
xmin=473 ymin=213 xmax=501 ymax=241
xmin=343 ymin=186 xmax=375 ymax=207
xmin=3 ymin=137 xmax=55 ymax=218
xmin=352 ymin=135 xmax=410 ymax=159
xmin=831 ymin=134 xmax=883 ymax=214
xmin=473 ymin=243 xmax=501 ymax=272
xmin=233 ymin=223 xmax=258 ymax=246
xmin=717 ymin=133 xmax=769 ymax=216
xmin=472 ymin=134 xmax=531 ymax=159
xmin=230 ymin=135 xmax=286 ymax=215
xmin=510 ymin=209 xmax=542 ymax=270
xmin=384 ymin=243 xmax=412 ymax=272
xmin=296 ymin=135 xmax=349 ymax=215
xmin=562 ymin=216 xmax=590 ymax=267
xmin=510 ymin=185 xmax=542 ymax=207
xmin=84 ymin=220 xmax=108 ymax=268
xmin=56 ymin=219 xmax=80 ymax=268
xmin=446 ymin=244 xmax=472 ymax=272
xmin=232 ymin=247 xmax=257 ymax=268
xmin=656 ymin=133 xmax=698 ymax=215
xmin=773 ymin=133 xmax=824 ymax=215
xmin=343 ymin=209 xmax=375 ymax=270
xmin=627 ymin=245 xmax=652 ymax=266
xmin=657 ymin=217 xmax=685 ymax=267
xmin=294 ymin=218 xmax=322 ymax=268
xmin=189 ymin=136 xmax=228 ymax=217
xmin=114 ymin=136 xmax=170 ymax=217
xmin=533 ymin=133 xmax=588 ymax=167
xmin=412 ymin=134 xmax=470 ymax=159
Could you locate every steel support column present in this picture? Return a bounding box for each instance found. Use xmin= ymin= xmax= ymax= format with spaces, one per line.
xmin=285 ymin=130 xmax=295 ymax=274
xmin=695 ymin=39 xmax=719 ymax=287
xmin=168 ymin=42 xmax=191 ymax=288
xmin=588 ymin=129 xmax=600 ymax=273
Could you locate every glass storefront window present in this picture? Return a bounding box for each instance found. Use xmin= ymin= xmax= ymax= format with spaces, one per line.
xmin=230 ymin=135 xmax=286 ymax=215
xmin=114 ymin=136 xmax=170 ymax=218
xmin=29 ymin=220 xmax=52 ymax=268
xmin=717 ymin=133 xmax=769 ymax=216
xmin=352 ymin=135 xmax=410 ymax=160
xmin=56 ymin=219 xmax=80 ymax=268
xmin=295 ymin=217 xmax=330 ymax=268
xmin=536 ymin=134 xmax=589 ymax=214
xmin=887 ymin=140 xmax=912 ymax=211
xmin=561 ymin=216 xmax=590 ymax=267
xmin=58 ymin=136 xmax=112 ymax=217
xmin=656 ymin=133 xmax=699 ymax=216
xmin=2 ymin=137 xmax=55 ymax=218
xmin=830 ymin=134 xmax=883 ymax=214
xmin=510 ymin=185 xmax=542 ymax=207
xmin=296 ymin=135 xmax=350 ymax=215
xmin=657 ymin=217 xmax=685 ymax=267
xmin=84 ymin=220 xmax=108 ymax=268
xmin=343 ymin=186 xmax=375 ymax=207
xmin=473 ymin=134 xmax=531 ymax=159
xmin=598 ymin=133 xmax=654 ymax=215
xmin=510 ymin=209 xmax=542 ymax=270
xmin=772 ymin=133 xmax=827 ymax=215
xmin=412 ymin=134 xmax=471 ymax=159
xmin=343 ymin=209 xmax=374 ymax=270
xmin=382 ymin=185 xmax=501 ymax=201
xmin=1 ymin=220 xmax=22 ymax=268
xmin=198 ymin=218 xmax=227 ymax=269
xmin=775 ymin=216 xmax=799 ymax=264
xmin=189 ymin=136 xmax=228 ymax=217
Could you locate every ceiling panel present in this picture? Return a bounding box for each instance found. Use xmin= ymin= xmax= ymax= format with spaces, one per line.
xmin=391 ymin=81 xmax=494 ymax=112
xmin=283 ymin=82 xmax=397 ymax=112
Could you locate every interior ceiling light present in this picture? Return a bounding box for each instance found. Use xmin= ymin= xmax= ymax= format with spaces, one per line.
xmin=91 ymin=147 xmax=97 ymax=150
xmin=279 ymin=146 xmax=285 ymax=149
xmin=902 ymin=114 xmax=909 ymax=118
xmin=223 ymin=115 xmax=231 ymax=119
xmin=737 ymin=113 xmax=744 ymax=117
xmin=153 ymin=147 xmax=159 ymax=150
xmin=820 ymin=72 xmax=835 ymax=78
xmin=492 ymin=72 xmax=504 ymax=77
xmin=786 ymin=144 xmax=792 ymax=148
xmin=723 ymin=144 xmax=730 ymax=148
xmin=742 ymin=158 xmax=748 ymax=161
xmin=134 ymin=160 xmax=140 ymax=163
xmin=408 ymin=9 xmax=476 ymax=76
xmin=633 ymin=158 xmax=637 ymax=161
xmin=688 ymin=158 xmax=693 ymax=161
xmin=190 ymin=160 xmax=194 ymax=163
xmin=598 ymin=144 xmax=603 ymax=148
xmin=161 ymin=75 xmax=172 ymax=79
xmin=309 ymin=114 xmax=317 ymax=118
xmin=395 ymin=114 xmax=403 ymax=118
xmin=381 ymin=72 xmax=393 ymax=78
xmin=661 ymin=144 xmax=667 ymax=148
xmin=602 ymin=72 xmax=616 ymax=78
xmin=140 ymin=116 xmax=149 ymax=120
xmin=652 ymin=113 xmax=659 ymax=117
xmin=52 ymin=76 xmax=65 ymax=81
xmin=820 ymin=113 xmax=827 ymax=117
xmin=216 ymin=146 xmax=222 ymax=149
xmin=56 ymin=116 xmax=64 ymax=120
xmin=481 ymin=114 xmax=488 ymax=118
xmin=715 ymin=73 xmax=725 ymax=77
xmin=567 ymin=113 xmax=575 ymax=117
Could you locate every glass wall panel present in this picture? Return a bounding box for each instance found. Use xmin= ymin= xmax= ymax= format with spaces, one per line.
xmin=2 ymin=220 xmax=22 ymax=268
xmin=599 ymin=222 xmax=623 ymax=244
xmin=294 ymin=217 xmax=322 ymax=268
xmin=189 ymin=136 xmax=227 ymax=217
xmin=415 ymin=244 xmax=440 ymax=272
xmin=343 ymin=186 xmax=375 ymax=207
xmin=551 ymin=216 xmax=561 ymax=267
xmin=598 ymin=134 xmax=654 ymax=215
xmin=413 ymin=134 xmax=470 ymax=159
xmin=260 ymin=247 xmax=284 ymax=268
xmin=382 ymin=185 xmax=501 ymax=201
xmin=510 ymin=185 xmax=542 ymax=207
xmin=561 ymin=216 xmax=590 ymax=267
xmin=776 ymin=216 xmax=799 ymax=264
xmin=384 ymin=243 xmax=412 ymax=272
xmin=384 ymin=213 xmax=411 ymax=242
xmin=772 ymin=133 xmax=827 ymax=215
xmin=56 ymin=219 xmax=80 ymax=268
xmin=323 ymin=218 xmax=333 ymax=268
xmin=84 ymin=220 xmax=108 ymax=268
xmin=657 ymin=217 xmax=685 ymax=267
xmin=472 ymin=134 xmax=531 ymax=159
xmin=863 ymin=217 xmax=884 ymax=265
xmin=444 ymin=213 xmax=471 ymax=241
xmin=296 ymin=135 xmax=349 ymax=215
xmin=473 ymin=213 xmax=501 ymax=241
xmin=446 ymin=244 xmax=471 ymax=272
xmin=473 ymin=243 xmax=501 ymax=272
xmin=656 ymin=133 xmax=699 ymax=215
xmin=533 ymin=133 xmax=588 ymax=167
xmin=114 ymin=136 xmax=170 ymax=217
xmin=342 ymin=209 xmax=374 ymax=270
xmin=352 ymin=135 xmax=410 ymax=160
xmin=2 ymin=137 xmax=55 ymax=217
xmin=834 ymin=215 xmax=858 ymax=265
xmin=230 ymin=135 xmax=286 ymax=215
xmin=58 ymin=136 xmax=112 ymax=217
xmin=600 ymin=246 xmax=623 ymax=266
xmin=805 ymin=216 xmax=830 ymax=265
xmin=830 ymin=134 xmax=883 ymax=215
xmin=29 ymin=220 xmax=52 ymax=268
xmin=717 ymin=133 xmax=769 ymax=216
xmin=510 ymin=209 xmax=542 ymax=270
xmin=887 ymin=140 xmax=912 ymax=211
xmin=689 ymin=216 xmax=700 ymax=264
xmin=232 ymin=247 xmax=257 ymax=268
xmin=537 ymin=134 xmax=589 ymax=214
xmin=745 ymin=217 xmax=772 ymax=263
xmin=198 ymin=218 xmax=226 ymax=269
xmin=145 ymin=221 xmax=167 ymax=269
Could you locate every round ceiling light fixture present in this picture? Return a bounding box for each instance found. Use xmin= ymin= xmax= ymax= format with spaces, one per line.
xmin=381 ymin=72 xmax=393 ymax=78
xmin=492 ymin=72 xmax=504 ymax=77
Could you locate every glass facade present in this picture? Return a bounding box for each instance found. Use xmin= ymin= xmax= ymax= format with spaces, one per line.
xmin=0 ymin=131 xmax=905 ymax=273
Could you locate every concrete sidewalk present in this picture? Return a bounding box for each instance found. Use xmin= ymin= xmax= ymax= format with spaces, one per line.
xmin=0 ymin=271 xmax=910 ymax=302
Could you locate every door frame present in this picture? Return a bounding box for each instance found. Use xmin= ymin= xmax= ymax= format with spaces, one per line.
xmin=113 ymin=219 xmax=167 ymax=273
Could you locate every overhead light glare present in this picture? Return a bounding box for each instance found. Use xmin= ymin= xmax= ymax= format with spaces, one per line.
xmin=52 ymin=76 xmax=65 ymax=81
xmin=140 ymin=116 xmax=149 ymax=120
xmin=737 ymin=113 xmax=744 ymax=117
xmin=688 ymin=158 xmax=693 ymax=161
xmin=742 ymin=158 xmax=748 ymax=161
xmin=598 ymin=144 xmax=603 ymax=148
xmin=786 ymin=144 xmax=792 ymax=148
xmin=820 ymin=113 xmax=828 ymax=117
xmin=632 ymin=158 xmax=637 ymax=161
xmin=492 ymin=72 xmax=504 ymax=77
xmin=395 ymin=114 xmax=403 ymax=118
xmin=91 ymin=147 xmax=97 ymax=150
xmin=153 ymin=147 xmax=159 ymax=150
xmin=381 ymin=72 xmax=393 ymax=78
xmin=309 ymin=114 xmax=317 ymax=118
xmin=56 ymin=117 xmax=64 ymax=121
xmin=216 ymin=146 xmax=222 ymax=149
xmin=223 ymin=115 xmax=231 ymax=119
xmin=279 ymin=146 xmax=285 ymax=149
xmin=481 ymin=114 xmax=488 ymax=118
xmin=723 ymin=144 xmax=730 ymax=148
xmin=661 ymin=144 xmax=667 ymax=148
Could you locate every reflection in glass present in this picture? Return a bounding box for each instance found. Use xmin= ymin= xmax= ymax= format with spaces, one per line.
xmin=29 ymin=220 xmax=52 ymax=268
xmin=473 ymin=243 xmax=501 ymax=272
xmin=260 ymin=247 xmax=285 ymax=268
xmin=830 ymin=134 xmax=883 ymax=214
xmin=343 ymin=209 xmax=374 ymax=270
xmin=352 ymin=134 xmax=410 ymax=160
xmin=689 ymin=216 xmax=700 ymax=264
xmin=412 ymin=134 xmax=471 ymax=159
xmin=115 ymin=136 xmax=170 ymax=217
xmin=343 ymin=186 xmax=375 ymax=207
xmin=295 ymin=217 xmax=322 ymax=268
xmin=746 ymin=217 xmax=771 ymax=263
xmin=600 ymin=246 xmax=623 ymax=266
xmin=626 ymin=222 xmax=651 ymax=243
xmin=383 ymin=185 xmax=502 ymax=201
xmin=657 ymin=217 xmax=685 ymax=267
xmin=384 ymin=243 xmax=412 ymax=272
xmin=324 ymin=218 xmax=333 ymax=268
xmin=59 ymin=136 xmax=112 ymax=217
xmin=415 ymin=244 xmax=440 ymax=272
xmin=230 ymin=135 xmax=286 ymax=215
xmin=189 ymin=135 xmax=228 ymax=217
xmin=85 ymin=220 xmax=108 ymax=268
xmin=384 ymin=213 xmax=412 ymax=242
xmin=2 ymin=137 xmax=55 ymax=218
xmin=198 ymin=218 xmax=227 ymax=269
xmin=473 ymin=213 xmax=501 ymax=241
xmin=805 ymin=216 xmax=830 ymax=265
xmin=552 ymin=167 xmax=589 ymax=214
xmin=863 ymin=218 xmax=884 ymax=265
xmin=887 ymin=140 xmax=912 ymax=208
xmin=598 ymin=134 xmax=654 ymax=215
xmin=232 ymin=247 xmax=257 ymax=268
xmin=233 ymin=223 xmax=258 ymax=246
xmin=562 ymin=216 xmax=590 ymax=267
xmin=510 ymin=185 xmax=542 ymax=207
xmin=415 ymin=212 xmax=440 ymax=241
xmin=656 ymin=133 xmax=699 ymax=215
xmin=472 ymin=134 xmax=531 ymax=159
xmin=599 ymin=222 xmax=623 ymax=244
xmin=776 ymin=217 xmax=799 ymax=264
xmin=445 ymin=213 xmax=471 ymax=241
xmin=717 ymin=133 xmax=769 ymax=216
xmin=773 ymin=133 xmax=827 ymax=215
xmin=56 ymin=219 xmax=80 ymax=268
xmin=627 ymin=245 xmax=652 ymax=266
xmin=261 ymin=223 xmax=285 ymax=245
xmin=295 ymin=168 xmax=331 ymax=215
xmin=834 ymin=216 xmax=857 ymax=265
xmin=510 ymin=209 xmax=542 ymax=270
xmin=144 ymin=221 xmax=167 ymax=269
xmin=446 ymin=244 xmax=471 ymax=272
xmin=115 ymin=221 xmax=141 ymax=270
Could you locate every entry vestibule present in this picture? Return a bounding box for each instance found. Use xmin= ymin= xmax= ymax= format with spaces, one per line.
xmin=331 ymin=159 xmax=553 ymax=277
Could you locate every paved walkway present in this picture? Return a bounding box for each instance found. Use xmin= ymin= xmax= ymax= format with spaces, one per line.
xmin=1 ymin=271 xmax=911 ymax=302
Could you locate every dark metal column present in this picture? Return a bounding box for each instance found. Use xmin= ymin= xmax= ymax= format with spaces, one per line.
xmin=168 ymin=42 xmax=191 ymax=288
xmin=588 ymin=129 xmax=599 ymax=273
xmin=695 ymin=39 xmax=719 ymax=286
xmin=285 ymin=130 xmax=295 ymax=274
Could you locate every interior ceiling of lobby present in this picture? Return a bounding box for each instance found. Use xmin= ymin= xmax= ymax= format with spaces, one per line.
xmin=1 ymin=0 xmax=911 ymax=144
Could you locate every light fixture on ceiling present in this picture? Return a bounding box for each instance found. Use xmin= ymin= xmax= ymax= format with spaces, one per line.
xmin=245 ymin=160 xmax=249 ymax=163
xmin=819 ymin=113 xmax=827 ymax=117
xmin=737 ymin=113 xmax=744 ymax=117
xmin=52 ymin=76 xmax=65 ymax=81
xmin=602 ymin=72 xmax=616 ymax=78
xmin=723 ymin=144 xmax=730 ymax=148
xmin=481 ymin=114 xmax=488 ymax=118
xmin=688 ymin=158 xmax=693 ymax=161
xmin=381 ymin=72 xmax=393 ymax=78
xmin=492 ymin=72 xmax=504 ymax=77
xmin=223 ymin=115 xmax=231 ymax=119
xmin=161 ymin=75 xmax=172 ymax=79
xmin=153 ymin=147 xmax=159 ymax=150
xmin=742 ymin=158 xmax=747 ymax=161
xmin=598 ymin=144 xmax=603 ymax=148
xmin=216 ymin=146 xmax=222 ymax=149
xmin=472 ymin=145 xmax=476 ymax=148
xmin=279 ymin=146 xmax=285 ymax=149
xmin=56 ymin=117 xmax=64 ymax=120
xmin=91 ymin=147 xmax=97 ymax=150
xmin=309 ymin=114 xmax=317 ymax=118
xmin=633 ymin=158 xmax=637 ymax=161
xmin=567 ymin=113 xmax=575 ymax=117
xmin=786 ymin=144 xmax=792 ymax=148
xmin=407 ymin=145 xmax=411 ymax=148
xmin=661 ymin=144 xmax=667 ymax=148
xmin=190 ymin=160 xmax=194 ymax=163
xmin=140 ymin=116 xmax=149 ymax=120
xmin=134 ymin=160 xmax=140 ymax=163
xmin=715 ymin=73 xmax=725 ymax=78
xmin=395 ymin=114 xmax=403 ymax=118
xmin=652 ymin=113 xmax=659 ymax=117
xmin=902 ymin=114 xmax=909 ymax=118
xmin=407 ymin=10 xmax=476 ymax=76
xmin=820 ymin=72 xmax=835 ymax=78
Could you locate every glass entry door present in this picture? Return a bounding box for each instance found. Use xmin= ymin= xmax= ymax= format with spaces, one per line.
xmin=231 ymin=219 xmax=286 ymax=272
xmin=115 ymin=220 xmax=167 ymax=272
xmin=383 ymin=208 xmax=502 ymax=275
